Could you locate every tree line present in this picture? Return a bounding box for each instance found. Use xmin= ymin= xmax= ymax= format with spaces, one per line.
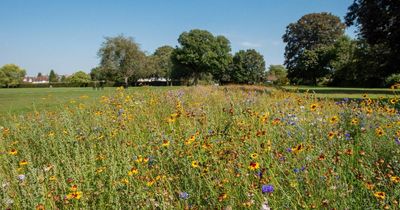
xmin=283 ymin=0 xmax=400 ymax=87
xmin=1 ymin=0 xmax=398 ymax=88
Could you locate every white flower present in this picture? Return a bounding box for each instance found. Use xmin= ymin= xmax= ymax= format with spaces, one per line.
xmin=17 ymin=174 xmax=26 ymax=182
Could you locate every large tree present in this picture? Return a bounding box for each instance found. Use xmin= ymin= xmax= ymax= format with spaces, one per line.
xmin=283 ymin=13 xmax=345 ymax=85
xmin=98 ymin=35 xmax=146 ymax=87
xmin=152 ymin=45 xmax=174 ymax=82
xmin=0 ymin=64 xmax=26 ymax=88
xmin=172 ymin=29 xmax=232 ymax=85
xmin=267 ymin=65 xmax=288 ymax=85
xmin=346 ymin=0 xmax=400 ymax=81
xmin=229 ymin=49 xmax=266 ymax=84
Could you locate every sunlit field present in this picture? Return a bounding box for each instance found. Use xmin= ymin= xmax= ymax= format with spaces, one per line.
xmin=1 ymin=86 xmax=399 ymax=209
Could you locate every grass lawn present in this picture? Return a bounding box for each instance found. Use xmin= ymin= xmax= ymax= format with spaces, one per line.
xmin=282 ymin=85 xmax=400 ymax=99
xmin=0 ymin=86 xmax=398 ymax=115
xmin=0 ymin=87 xmax=117 ymax=115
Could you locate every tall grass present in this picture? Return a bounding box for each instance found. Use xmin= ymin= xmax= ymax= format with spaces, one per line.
xmin=0 ymin=86 xmax=399 ymax=209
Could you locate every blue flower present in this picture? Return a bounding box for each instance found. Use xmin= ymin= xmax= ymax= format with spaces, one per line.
xmin=179 ymin=192 xmax=189 ymax=199
xmin=261 ymin=184 xmax=274 ymax=194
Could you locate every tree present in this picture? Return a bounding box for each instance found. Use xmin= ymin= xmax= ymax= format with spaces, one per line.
xmin=90 ymin=67 xmax=106 ymax=81
xmin=0 ymin=70 xmax=6 ymax=87
xmin=49 ymin=69 xmax=58 ymax=82
xmin=229 ymin=49 xmax=266 ymax=84
xmin=66 ymin=71 xmax=91 ymax=84
xmin=0 ymin=64 xmax=26 ymax=88
xmin=98 ymin=35 xmax=146 ymax=87
xmin=152 ymin=45 xmax=174 ymax=83
xmin=346 ymin=0 xmax=400 ymax=81
xmin=37 ymin=72 xmax=42 ymax=77
xmin=282 ymin=13 xmax=346 ymax=85
xmin=172 ymin=29 xmax=232 ymax=85
xmin=267 ymin=65 xmax=288 ymax=85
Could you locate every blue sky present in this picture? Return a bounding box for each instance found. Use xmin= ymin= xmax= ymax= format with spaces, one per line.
xmin=0 ymin=0 xmax=355 ymax=76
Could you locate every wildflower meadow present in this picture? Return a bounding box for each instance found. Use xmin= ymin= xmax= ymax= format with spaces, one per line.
xmin=1 ymin=86 xmax=399 ymax=209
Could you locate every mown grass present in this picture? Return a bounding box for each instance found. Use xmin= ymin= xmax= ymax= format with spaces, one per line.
xmin=0 ymin=86 xmax=399 ymax=209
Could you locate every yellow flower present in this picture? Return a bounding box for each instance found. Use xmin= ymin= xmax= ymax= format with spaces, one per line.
xmin=373 ymin=191 xmax=385 ymax=200
xmin=70 ymin=185 xmax=78 ymax=192
xmin=66 ymin=191 xmax=83 ymax=200
xmin=327 ymin=131 xmax=335 ymax=139
xmin=329 ymin=116 xmax=339 ymax=124
xmin=19 ymin=160 xmax=28 ymax=166
xmin=49 ymin=176 xmax=57 ymax=181
xmin=146 ymin=180 xmax=155 ymax=187
xmin=292 ymin=144 xmax=304 ymax=154
xmin=351 ymin=118 xmax=359 ymax=125
xmin=162 ymin=139 xmax=170 ymax=147
xmin=310 ymin=103 xmax=318 ymax=111
xmin=128 ymin=167 xmax=139 ymax=176
xmin=120 ymin=178 xmax=129 ymax=185
xmin=248 ymin=162 xmax=260 ymax=170
xmin=390 ymin=98 xmax=397 ymax=104
xmin=365 ymin=182 xmax=374 ymax=190
xmin=390 ymin=176 xmax=400 ymax=184
xmin=375 ymin=127 xmax=384 ymax=137
xmin=8 ymin=149 xmax=17 ymax=155
xmin=250 ymin=153 xmax=258 ymax=159
xmin=191 ymin=161 xmax=199 ymax=168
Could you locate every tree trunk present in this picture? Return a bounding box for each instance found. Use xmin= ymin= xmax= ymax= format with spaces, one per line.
xmin=124 ymin=77 xmax=129 ymax=89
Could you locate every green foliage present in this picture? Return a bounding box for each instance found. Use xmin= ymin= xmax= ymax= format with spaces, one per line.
xmin=152 ymin=45 xmax=174 ymax=80
xmin=267 ymin=65 xmax=288 ymax=85
xmin=385 ymin=74 xmax=400 ymax=87
xmin=0 ymin=64 xmax=26 ymax=88
xmin=229 ymin=49 xmax=266 ymax=84
xmin=65 ymin=71 xmax=91 ymax=84
xmin=172 ymin=29 xmax=232 ymax=85
xmin=98 ymin=35 xmax=146 ymax=86
xmin=49 ymin=70 xmax=58 ymax=82
xmin=346 ymin=0 xmax=400 ymax=77
xmin=283 ymin=13 xmax=345 ymax=85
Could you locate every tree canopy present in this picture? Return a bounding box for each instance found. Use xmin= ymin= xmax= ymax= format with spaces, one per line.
xmin=98 ymin=35 xmax=146 ymax=87
xmin=49 ymin=70 xmax=58 ymax=82
xmin=283 ymin=13 xmax=345 ymax=85
xmin=346 ymin=0 xmax=400 ymax=82
xmin=0 ymin=64 xmax=26 ymax=88
xmin=172 ymin=29 xmax=232 ymax=85
xmin=229 ymin=49 xmax=266 ymax=84
xmin=66 ymin=71 xmax=91 ymax=84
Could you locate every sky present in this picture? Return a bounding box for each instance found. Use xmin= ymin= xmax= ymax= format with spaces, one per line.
xmin=0 ymin=0 xmax=356 ymax=76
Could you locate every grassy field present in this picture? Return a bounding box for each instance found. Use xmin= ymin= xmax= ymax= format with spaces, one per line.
xmin=0 ymin=86 xmax=399 ymax=209
xmin=283 ymin=86 xmax=400 ymax=99
xmin=1 ymin=86 xmax=398 ymax=115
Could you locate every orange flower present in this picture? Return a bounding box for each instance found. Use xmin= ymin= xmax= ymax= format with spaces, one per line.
xmin=248 ymin=162 xmax=260 ymax=170
xmin=66 ymin=191 xmax=82 ymax=200
xmin=70 ymin=185 xmax=78 ymax=192
xmin=162 ymin=139 xmax=170 ymax=147
xmin=327 ymin=131 xmax=335 ymax=139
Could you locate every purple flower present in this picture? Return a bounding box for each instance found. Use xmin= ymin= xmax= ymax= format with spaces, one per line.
xmin=17 ymin=174 xmax=25 ymax=182
xmin=395 ymin=137 xmax=400 ymax=145
xmin=179 ymin=192 xmax=189 ymax=199
xmin=261 ymin=184 xmax=274 ymax=194
xmin=286 ymin=148 xmax=292 ymax=153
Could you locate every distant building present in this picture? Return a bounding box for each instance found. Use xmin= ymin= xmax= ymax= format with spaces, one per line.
xmin=23 ymin=76 xmax=49 ymax=83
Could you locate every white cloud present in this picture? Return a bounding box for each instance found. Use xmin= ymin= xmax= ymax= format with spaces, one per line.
xmin=240 ymin=41 xmax=262 ymax=48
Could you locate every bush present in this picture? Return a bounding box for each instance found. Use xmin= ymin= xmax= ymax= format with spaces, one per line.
xmin=385 ymin=73 xmax=400 ymax=87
